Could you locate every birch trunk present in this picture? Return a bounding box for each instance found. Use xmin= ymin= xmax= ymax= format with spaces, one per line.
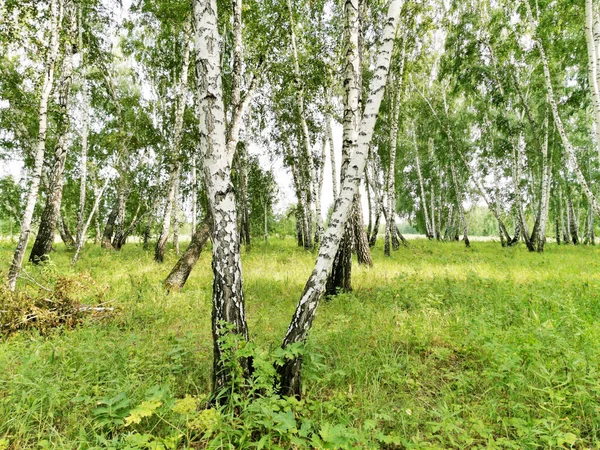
xmin=277 ymin=0 xmax=402 ymax=397
xmin=353 ymin=193 xmax=373 ymax=265
xmin=326 ymin=0 xmax=360 ymax=293
xmin=30 ymin=9 xmax=76 ymax=263
xmin=326 ymin=114 xmax=338 ymax=201
xmin=194 ymin=0 xmax=250 ymax=395
xmin=164 ymin=218 xmax=211 ymax=291
xmin=586 ymin=0 xmax=600 ymax=158
xmin=287 ymin=0 xmax=315 ymax=249
xmin=414 ymin=127 xmax=432 ymax=238
xmin=58 ymin=214 xmax=76 ymax=248
xmin=71 ymin=177 xmax=111 ymax=265
xmin=111 ymin=182 xmax=130 ymax=250
xmin=172 ymin=176 xmax=181 ymax=255
xmin=75 ymin=6 xmax=89 ymax=246
xmin=525 ymin=0 xmax=600 ymax=218
xmin=536 ymin=119 xmax=552 ymax=251
xmin=314 ymin=137 xmax=326 ymax=244
xmin=7 ymin=0 xmax=63 ymax=288
xmin=450 ymin=154 xmax=470 ymax=247
xmin=385 ymin=73 xmax=400 ymax=256
xmin=155 ymin=27 xmax=191 ymax=262
xmin=191 ymin=157 xmax=198 ymax=239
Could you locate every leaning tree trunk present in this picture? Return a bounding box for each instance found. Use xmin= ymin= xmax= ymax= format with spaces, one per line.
xmin=586 ymin=0 xmax=600 ymax=158
xmin=58 ymin=214 xmax=76 ymax=249
xmin=155 ymin=27 xmax=191 ymax=262
xmin=525 ymin=0 xmax=600 ymax=218
xmin=7 ymin=0 xmax=62 ymax=288
xmin=277 ymin=0 xmax=402 ymax=397
xmin=164 ymin=218 xmax=211 ymax=291
xmin=326 ymin=0 xmax=361 ymax=293
xmin=29 ymin=11 xmax=76 ymax=263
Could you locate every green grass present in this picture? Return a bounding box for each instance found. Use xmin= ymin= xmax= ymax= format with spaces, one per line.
xmin=2 ymin=238 xmax=600 ymax=448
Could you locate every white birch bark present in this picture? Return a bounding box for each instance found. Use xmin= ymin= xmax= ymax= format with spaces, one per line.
xmin=278 ymin=0 xmax=403 ymax=397
xmin=155 ymin=23 xmax=191 ymax=262
xmin=314 ymin=136 xmax=326 ymax=243
xmin=287 ymin=0 xmax=316 ymax=248
xmin=524 ymin=0 xmax=600 ymax=218
xmin=385 ymin=71 xmax=400 ymax=256
xmin=7 ymin=0 xmax=63 ymax=290
xmin=413 ymin=125 xmax=432 ymax=238
xmin=586 ymin=0 xmax=600 ymax=159
xmin=75 ymin=6 xmax=90 ymax=245
xmin=71 ymin=177 xmax=111 ymax=265
xmin=326 ymin=113 xmax=338 ymax=201
xmin=191 ymin=157 xmax=198 ymax=238
xmin=29 ymin=5 xmax=77 ymax=262
xmin=193 ymin=0 xmax=249 ymax=394
xmin=327 ymin=0 xmax=360 ymax=292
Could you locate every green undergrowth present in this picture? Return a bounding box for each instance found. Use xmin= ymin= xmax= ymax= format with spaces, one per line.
xmin=1 ymin=238 xmax=600 ymax=448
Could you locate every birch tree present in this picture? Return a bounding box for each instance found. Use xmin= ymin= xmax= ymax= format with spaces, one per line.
xmin=277 ymin=0 xmax=403 ymax=397
xmin=7 ymin=0 xmax=63 ymax=289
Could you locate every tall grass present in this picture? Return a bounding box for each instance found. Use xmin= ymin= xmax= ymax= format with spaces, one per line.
xmin=1 ymin=239 xmax=600 ymax=448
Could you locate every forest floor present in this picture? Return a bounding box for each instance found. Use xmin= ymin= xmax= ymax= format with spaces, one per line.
xmin=1 ymin=239 xmax=600 ymax=449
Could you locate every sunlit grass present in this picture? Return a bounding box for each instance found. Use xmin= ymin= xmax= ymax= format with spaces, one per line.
xmin=1 ymin=238 xmax=600 ymax=447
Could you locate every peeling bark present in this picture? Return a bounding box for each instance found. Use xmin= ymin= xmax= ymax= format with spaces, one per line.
xmin=277 ymin=0 xmax=402 ymax=397
xmin=30 ymin=8 xmax=77 ymax=263
xmin=7 ymin=0 xmax=63 ymax=288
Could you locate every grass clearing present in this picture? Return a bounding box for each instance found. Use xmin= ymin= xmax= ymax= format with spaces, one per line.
xmin=1 ymin=239 xmax=600 ymax=448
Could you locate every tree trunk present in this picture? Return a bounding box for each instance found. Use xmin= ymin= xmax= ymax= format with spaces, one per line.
xmin=326 ymin=0 xmax=361 ymax=293
xmin=525 ymin=0 xmax=600 ymax=218
xmin=72 ymin=177 xmax=111 ymax=265
xmin=172 ymin=176 xmax=181 ymax=255
xmin=568 ymin=197 xmax=579 ymax=244
xmin=314 ymin=137 xmax=326 ymax=244
xmin=155 ymin=26 xmax=191 ymax=262
xmin=58 ymin=214 xmax=76 ymax=249
xmin=586 ymin=0 xmax=600 ymax=158
xmin=277 ymin=0 xmax=402 ymax=397
xmin=450 ymin=155 xmax=470 ymax=247
xmin=111 ymin=182 xmax=130 ymax=250
xmin=75 ymin=7 xmax=89 ymax=246
xmin=194 ymin=0 xmax=250 ymax=396
xmin=353 ymin=194 xmax=373 ymax=265
xmin=7 ymin=0 xmax=63 ymax=287
xmin=414 ymin=127 xmax=432 ymax=238
xmin=29 ymin=10 xmax=76 ymax=263
xmin=164 ymin=219 xmax=211 ymax=291
xmin=326 ymin=113 xmax=338 ymax=201
xmin=287 ymin=0 xmax=315 ymax=250
xmin=536 ymin=119 xmax=552 ymax=251
xmin=191 ymin=157 xmax=198 ymax=240
xmin=102 ymin=200 xmax=119 ymax=249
